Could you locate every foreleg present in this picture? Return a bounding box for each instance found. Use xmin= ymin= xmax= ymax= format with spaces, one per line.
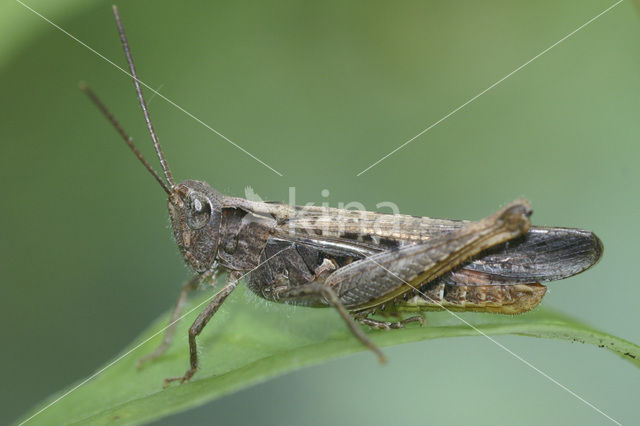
xmin=164 ymin=270 xmax=241 ymax=386
xmin=137 ymin=270 xmax=217 ymax=368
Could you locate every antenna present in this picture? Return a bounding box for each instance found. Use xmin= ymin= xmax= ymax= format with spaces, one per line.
xmin=80 ymin=82 xmax=172 ymax=195
xmin=112 ymin=5 xmax=175 ymax=187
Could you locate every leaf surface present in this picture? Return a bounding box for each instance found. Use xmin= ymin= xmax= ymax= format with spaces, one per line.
xmin=17 ymin=286 xmax=640 ymax=426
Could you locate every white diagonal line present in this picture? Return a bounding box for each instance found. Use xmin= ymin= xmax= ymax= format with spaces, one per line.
xmin=17 ymin=247 xmax=294 ymax=425
xmin=15 ymin=0 xmax=284 ymax=177
xmin=356 ymin=0 xmax=624 ymax=176
xmin=147 ymin=83 xmax=165 ymax=105
xmin=364 ymin=256 xmax=621 ymax=425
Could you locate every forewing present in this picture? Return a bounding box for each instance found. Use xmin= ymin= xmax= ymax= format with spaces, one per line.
xmin=236 ymin=199 xmax=603 ymax=285
xmin=454 ymin=227 xmax=604 ymax=284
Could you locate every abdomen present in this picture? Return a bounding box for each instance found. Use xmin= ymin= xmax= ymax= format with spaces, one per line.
xmin=397 ymin=280 xmax=547 ymax=314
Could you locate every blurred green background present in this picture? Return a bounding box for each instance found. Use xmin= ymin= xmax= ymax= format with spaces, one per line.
xmin=2 ymin=0 xmax=639 ymax=424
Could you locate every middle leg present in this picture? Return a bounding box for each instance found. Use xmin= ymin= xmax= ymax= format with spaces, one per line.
xmin=356 ymin=315 xmax=425 ymax=331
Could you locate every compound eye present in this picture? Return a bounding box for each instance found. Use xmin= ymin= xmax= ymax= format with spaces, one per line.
xmin=186 ymin=192 xmax=211 ymax=229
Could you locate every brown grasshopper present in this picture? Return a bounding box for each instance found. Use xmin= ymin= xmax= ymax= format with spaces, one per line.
xmin=82 ymin=6 xmax=603 ymax=386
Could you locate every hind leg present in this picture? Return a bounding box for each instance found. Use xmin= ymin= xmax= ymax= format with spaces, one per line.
xmin=274 ymin=282 xmax=387 ymax=363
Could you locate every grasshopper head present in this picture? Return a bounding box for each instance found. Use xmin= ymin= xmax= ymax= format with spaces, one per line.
xmin=169 ymin=180 xmax=224 ymax=272
xmin=81 ymin=9 xmax=226 ymax=273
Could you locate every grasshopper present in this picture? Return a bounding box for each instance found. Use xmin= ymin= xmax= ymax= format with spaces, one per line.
xmin=82 ymin=6 xmax=603 ymax=386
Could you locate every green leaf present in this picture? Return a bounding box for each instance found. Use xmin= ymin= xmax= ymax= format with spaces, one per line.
xmin=17 ymin=285 xmax=640 ymax=426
